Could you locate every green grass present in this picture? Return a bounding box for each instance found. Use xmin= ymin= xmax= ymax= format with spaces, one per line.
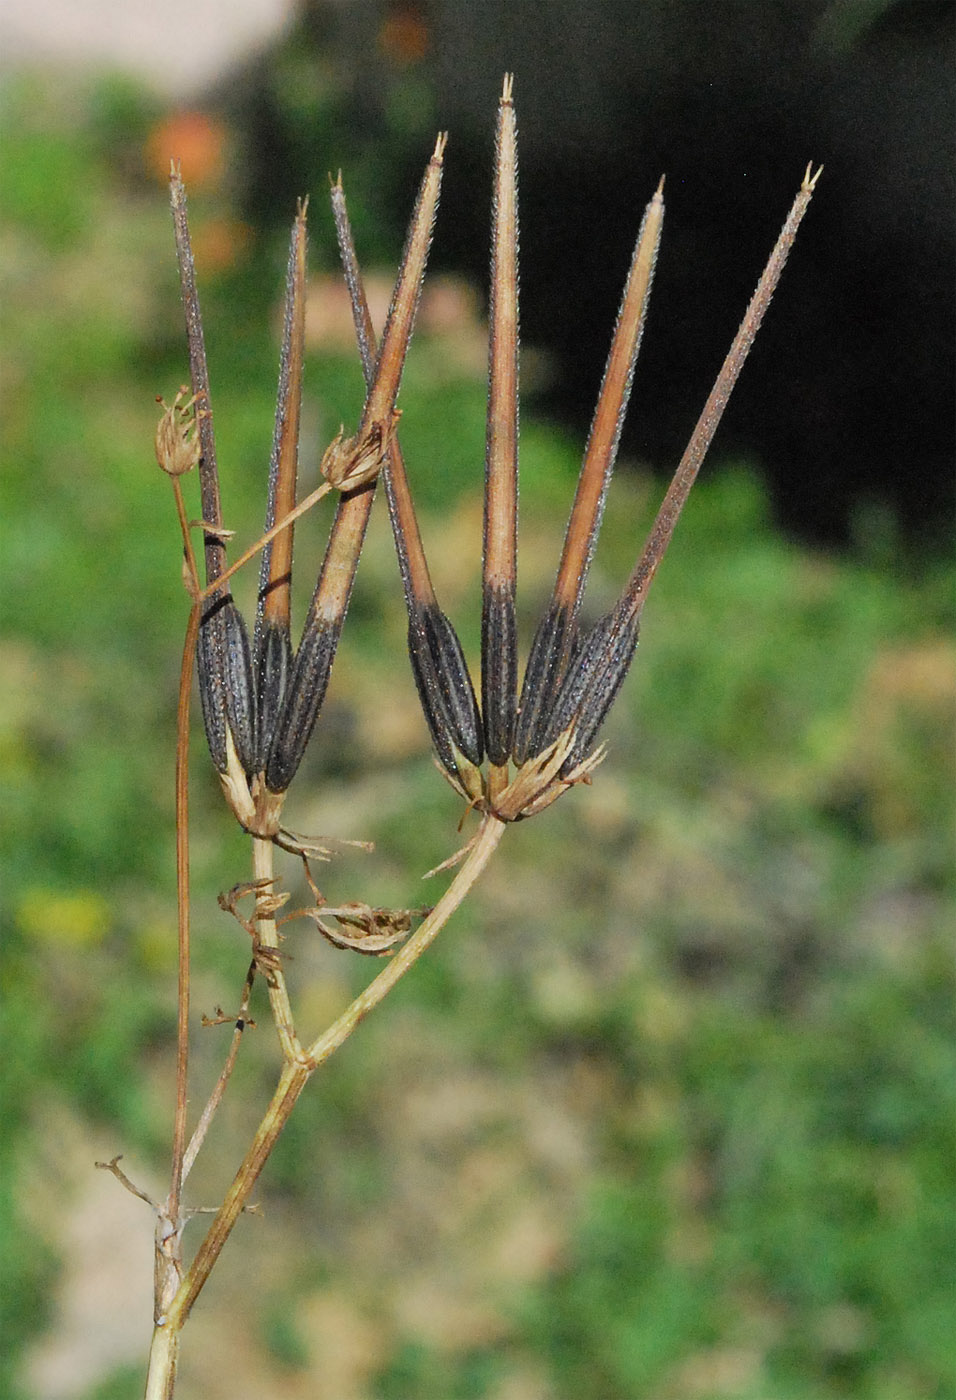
xmin=1 ymin=70 xmax=953 ymax=1400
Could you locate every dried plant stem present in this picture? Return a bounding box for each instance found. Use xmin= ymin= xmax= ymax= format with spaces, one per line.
xmin=251 ymin=835 xmax=302 ymax=1062
xmin=304 ymin=812 xmax=504 ymax=1066
xmin=181 ymin=960 xmax=256 ymax=1182
xmin=166 ymin=600 xmax=198 ymax=1228
xmin=155 ymin=477 xmax=204 ymax=1346
xmin=145 ymin=812 xmax=505 ymax=1389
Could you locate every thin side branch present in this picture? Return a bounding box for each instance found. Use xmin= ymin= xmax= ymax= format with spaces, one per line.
xmin=181 ymin=960 xmax=257 ymax=1183
xmin=167 ymin=599 xmax=199 ymax=1228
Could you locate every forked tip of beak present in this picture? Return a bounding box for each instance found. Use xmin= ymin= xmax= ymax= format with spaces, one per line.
xmin=803 ymin=162 xmax=823 ymax=193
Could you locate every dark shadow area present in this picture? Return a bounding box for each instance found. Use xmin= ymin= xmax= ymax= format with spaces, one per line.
xmin=224 ymin=0 xmax=954 ymax=549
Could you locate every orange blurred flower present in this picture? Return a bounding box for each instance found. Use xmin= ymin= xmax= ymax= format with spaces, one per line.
xmin=145 ymin=111 xmax=227 ymax=188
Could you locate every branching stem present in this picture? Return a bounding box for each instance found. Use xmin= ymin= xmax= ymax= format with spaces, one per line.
xmin=146 ymin=812 xmax=504 ymax=1374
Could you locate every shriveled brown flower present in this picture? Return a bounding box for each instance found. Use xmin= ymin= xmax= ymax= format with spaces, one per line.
xmin=319 ymin=412 xmax=401 ymax=492
xmin=155 ymin=387 xmax=203 ymax=478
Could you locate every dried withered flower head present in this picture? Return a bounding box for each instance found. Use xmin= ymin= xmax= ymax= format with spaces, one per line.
xmin=155 ymin=387 xmax=203 ymax=478
xmin=319 ymin=410 xmax=401 ymax=492
xmin=332 ymin=77 xmax=820 ymax=825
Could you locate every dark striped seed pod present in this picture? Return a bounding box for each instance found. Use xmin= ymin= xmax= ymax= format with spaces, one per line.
xmin=252 ymin=201 xmax=308 ymax=773
xmin=196 ymin=596 xmax=257 ymax=777
xmin=545 ymin=606 xmax=641 ymax=771
xmin=480 ymin=584 xmax=518 ymax=766
xmin=512 ymin=601 xmax=575 ymax=764
xmin=261 ymin=136 xmax=449 ymax=796
xmin=329 ymin=151 xmax=485 ymax=793
xmin=263 ymin=618 xmax=339 ymax=794
xmin=407 ymin=602 xmax=484 ymax=776
xmin=254 ymin=618 xmax=293 ymax=774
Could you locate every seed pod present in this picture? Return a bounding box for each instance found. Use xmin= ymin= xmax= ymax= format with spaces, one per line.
xmin=255 ymin=618 xmax=293 ymax=774
xmin=262 ymin=139 xmax=448 ymax=795
xmin=197 ymin=596 xmax=257 ymax=776
xmin=330 ymin=158 xmax=484 ymax=789
xmin=545 ymin=605 xmax=641 ymax=770
xmin=263 ymin=618 xmax=338 ymax=793
xmin=481 ymin=584 xmax=518 ymax=766
xmin=170 ymin=167 xmax=260 ymax=783
xmin=517 ymin=167 xmax=822 ymax=778
xmin=512 ymin=601 xmax=575 ymax=763
xmin=481 ymin=75 xmax=520 ymax=767
xmin=513 ymin=181 xmax=664 ymax=764
xmin=408 ymin=601 xmax=484 ymax=774
xmin=253 ymin=200 xmax=308 ymax=770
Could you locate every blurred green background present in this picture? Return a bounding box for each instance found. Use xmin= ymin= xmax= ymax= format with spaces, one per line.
xmin=2 ymin=41 xmax=954 ymax=1400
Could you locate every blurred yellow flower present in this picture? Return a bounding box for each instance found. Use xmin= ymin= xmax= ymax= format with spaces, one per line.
xmin=18 ymin=888 xmax=110 ymax=949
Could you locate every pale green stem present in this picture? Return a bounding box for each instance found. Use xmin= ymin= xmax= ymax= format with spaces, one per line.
xmin=143 ymin=1321 xmax=179 ymax=1400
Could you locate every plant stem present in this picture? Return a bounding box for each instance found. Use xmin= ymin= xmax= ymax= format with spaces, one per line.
xmin=181 ymin=960 xmax=256 ymax=1182
xmin=197 ymin=480 xmax=334 ymax=606
xmin=150 ymin=812 xmax=504 ymax=1372
xmin=143 ymin=1320 xmax=179 ymax=1400
xmin=251 ymin=835 xmax=302 ymax=1062
xmin=306 ymin=814 xmax=505 ymax=1066
xmin=167 ymin=601 xmax=199 ymax=1227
